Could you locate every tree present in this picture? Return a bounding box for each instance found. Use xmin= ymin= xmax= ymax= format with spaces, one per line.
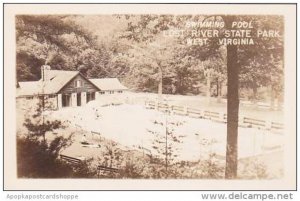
xmin=200 ymin=53 xmax=227 ymax=104
xmin=239 ymin=46 xmax=284 ymax=108
xmin=196 ymin=138 xmax=225 ymax=178
xmin=16 ymin=15 xmax=112 ymax=82
xmin=97 ymin=141 xmax=123 ymax=178
xmin=17 ymin=135 xmax=72 ymax=178
xmin=17 ymin=134 xmax=98 ymax=178
xmin=119 ymin=35 xmax=178 ymax=97
xmin=220 ymin=15 xmax=283 ymax=178
xmin=147 ymin=112 xmax=186 ymax=178
xmin=19 ymin=98 xmax=72 ymax=178
xmin=222 ymin=16 xmax=240 ymax=179
xmin=18 ymin=95 xmax=99 ymax=178
xmin=23 ymin=98 xmax=62 ymax=142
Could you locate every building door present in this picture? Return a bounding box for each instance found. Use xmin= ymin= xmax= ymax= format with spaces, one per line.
xmin=77 ymin=93 xmax=81 ymax=106
xmin=86 ymin=92 xmax=90 ymax=103
xmin=87 ymin=92 xmax=95 ymax=103
xmin=62 ymin=94 xmax=71 ymax=107
xmin=91 ymin=92 xmax=95 ymax=101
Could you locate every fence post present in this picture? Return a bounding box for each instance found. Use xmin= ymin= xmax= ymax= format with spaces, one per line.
xmin=184 ymin=106 xmax=188 ymax=116
xmin=238 ymin=116 xmax=245 ymax=126
xmin=204 ymin=111 xmax=210 ymax=119
xmin=169 ymin=105 xmax=174 ymax=115
xmin=265 ymin=121 xmax=272 ymax=130
xmin=219 ymin=112 xmax=225 ymax=123
xmin=155 ymin=101 xmax=159 ymax=111
xmin=198 ymin=109 xmax=204 ymax=118
xmin=252 ymin=131 xmax=256 ymax=155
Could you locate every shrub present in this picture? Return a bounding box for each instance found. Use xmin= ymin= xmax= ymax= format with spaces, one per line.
xmin=17 ymin=136 xmax=73 ymax=178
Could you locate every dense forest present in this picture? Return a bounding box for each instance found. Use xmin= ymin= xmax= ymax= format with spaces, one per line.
xmin=16 ymin=15 xmax=284 ymax=101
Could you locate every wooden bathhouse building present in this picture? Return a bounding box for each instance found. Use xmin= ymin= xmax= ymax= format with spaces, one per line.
xmin=16 ymin=65 xmax=128 ymax=109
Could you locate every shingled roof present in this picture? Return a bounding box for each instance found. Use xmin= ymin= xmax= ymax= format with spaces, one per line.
xmin=89 ymin=78 xmax=128 ymax=91
xmin=17 ymin=69 xmax=127 ymax=97
xmin=17 ymin=70 xmax=79 ymax=97
xmin=17 ymin=81 xmax=41 ymax=96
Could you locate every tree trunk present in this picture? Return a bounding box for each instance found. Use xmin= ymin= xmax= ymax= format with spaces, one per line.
xmin=42 ymin=96 xmax=46 ymax=142
xmin=158 ymin=65 xmax=163 ymax=100
xmin=206 ymin=71 xmax=211 ymax=104
xmin=225 ymin=21 xmax=240 ymax=179
xmin=217 ymin=80 xmax=222 ymax=103
xmin=252 ymin=84 xmax=258 ymax=106
xmin=270 ymin=86 xmax=275 ymax=110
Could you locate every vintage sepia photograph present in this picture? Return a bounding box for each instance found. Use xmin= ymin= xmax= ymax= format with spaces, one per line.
xmin=3 ymin=4 xmax=297 ymax=190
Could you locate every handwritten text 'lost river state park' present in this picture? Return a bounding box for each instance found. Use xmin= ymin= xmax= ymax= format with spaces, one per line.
xmin=163 ymin=21 xmax=281 ymax=46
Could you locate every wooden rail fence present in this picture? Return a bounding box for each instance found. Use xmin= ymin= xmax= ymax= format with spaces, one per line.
xmin=145 ymin=101 xmax=283 ymax=133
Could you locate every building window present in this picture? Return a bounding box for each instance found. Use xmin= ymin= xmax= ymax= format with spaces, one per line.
xmin=74 ymin=80 xmax=83 ymax=88
xmin=118 ymin=90 xmax=123 ymax=93
xmin=110 ymin=91 xmax=114 ymax=94
xmin=100 ymin=91 xmax=105 ymax=94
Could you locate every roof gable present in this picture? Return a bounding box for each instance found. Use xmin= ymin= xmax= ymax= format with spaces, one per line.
xmin=42 ymin=70 xmax=80 ymax=94
xmin=58 ymin=72 xmax=101 ymax=93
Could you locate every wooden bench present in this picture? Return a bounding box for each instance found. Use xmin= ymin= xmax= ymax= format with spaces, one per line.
xmin=60 ymin=154 xmax=83 ymax=165
xmin=75 ymin=124 xmax=82 ymax=128
xmin=97 ymin=165 xmax=119 ymax=176
xmin=91 ymin=131 xmax=101 ymax=138
xmin=214 ymin=154 xmax=226 ymax=161
xmin=137 ymin=145 xmax=152 ymax=157
xmin=261 ymin=145 xmax=282 ymax=151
